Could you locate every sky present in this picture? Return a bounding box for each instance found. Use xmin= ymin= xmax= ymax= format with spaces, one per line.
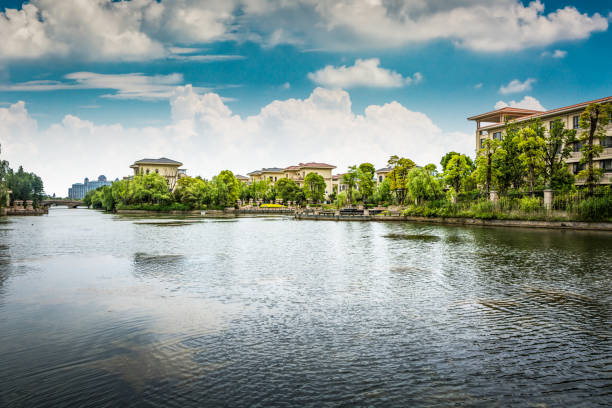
xmin=0 ymin=0 xmax=610 ymax=196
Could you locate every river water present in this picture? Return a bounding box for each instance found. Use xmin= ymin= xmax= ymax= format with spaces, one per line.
xmin=0 ymin=208 xmax=610 ymax=407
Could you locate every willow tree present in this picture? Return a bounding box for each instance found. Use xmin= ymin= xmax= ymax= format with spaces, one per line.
xmin=474 ymin=138 xmax=500 ymax=194
xmin=443 ymin=154 xmax=472 ymax=194
xmin=303 ymin=172 xmax=326 ymax=203
xmin=387 ymin=155 xmax=415 ymax=204
xmin=357 ymin=162 xmax=376 ymax=204
xmin=341 ymin=165 xmax=358 ymax=204
xmin=577 ymin=102 xmax=611 ymax=196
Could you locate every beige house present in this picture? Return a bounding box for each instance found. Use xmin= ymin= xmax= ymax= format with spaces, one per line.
xmin=468 ymin=96 xmax=612 ymax=185
xmin=375 ymin=167 xmax=392 ymax=184
xmin=283 ymin=162 xmax=336 ymax=197
xmin=247 ymin=167 xmax=284 ymax=183
xmin=130 ymin=157 xmax=186 ymax=189
xmin=235 ymin=174 xmax=249 ymax=183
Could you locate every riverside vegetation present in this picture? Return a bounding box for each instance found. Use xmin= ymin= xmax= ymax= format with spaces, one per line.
xmin=84 ymin=101 xmax=612 ymax=222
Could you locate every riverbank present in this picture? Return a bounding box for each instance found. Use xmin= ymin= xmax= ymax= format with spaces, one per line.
xmin=2 ymin=207 xmax=48 ymax=216
xmin=295 ymin=212 xmax=612 ymax=231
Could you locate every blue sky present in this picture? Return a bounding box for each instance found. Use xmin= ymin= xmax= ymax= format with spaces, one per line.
xmin=0 ymin=0 xmax=610 ymax=195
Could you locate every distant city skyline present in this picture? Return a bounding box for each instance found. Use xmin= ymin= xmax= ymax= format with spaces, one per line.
xmin=0 ymin=0 xmax=610 ymax=195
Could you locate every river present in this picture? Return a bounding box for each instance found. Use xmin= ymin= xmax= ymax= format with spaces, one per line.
xmin=0 ymin=208 xmax=610 ymax=407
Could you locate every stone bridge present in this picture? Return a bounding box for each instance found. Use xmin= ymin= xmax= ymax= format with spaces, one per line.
xmin=42 ymin=199 xmax=84 ymax=208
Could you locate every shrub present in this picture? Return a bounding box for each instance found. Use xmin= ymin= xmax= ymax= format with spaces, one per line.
xmin=518 ymin=197 xmax=542 ymax=213
xmin=260 ymin=203 xmax=285 ymax=208
xmin=573 ymin=195 xmax=612 ymax=221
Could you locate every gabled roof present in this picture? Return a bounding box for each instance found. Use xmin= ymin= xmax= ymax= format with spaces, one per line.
xmin=376 ymin=167 xmax=392 ymax=173
xmin=283 ymin=165 xmax=300 ymax=171
xmin=132 ymin=157 xmax=183 ymax=166
xmin=235 ymin=174 xmax=249 ymax=180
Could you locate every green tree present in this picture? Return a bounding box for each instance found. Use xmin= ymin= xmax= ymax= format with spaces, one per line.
xmin=441 ymin=151 xmax=474 ymax=173
xmin=212 ymin=170 xmax=240 ymax=207
xmin=443 ymin=154 xmax=472 ymax=193
xmin=0 ymin=145 xmax=8 ymax=208
xmin=128 ymin=173 xmax=173 ymax=205
xmin=275 ymin=178 xmax=301 ymax=203
xmin=173 ymin=176 xmax=209 ymax=209
xmin=474 ymin=138 xmax=500 ymax=194
xmin=249 ymin=180 xmax=270 ymax=201
xmin=494 ymin=122 xmax=524 ymax=193
xmin=357 ymin=163 xmax=376 ymax=204
xmin=577 ymin=102 xmax=611 ymax=195
xmin=303 ymin=172 xmax=326 ymax=203
xmin=407 ymin=165 xmax=443 ymax=204
xmin=544 ymin=118 xmax=576 ymax=190
xmin=6 ymin=165 xmax=45 ymax=206
xmin=516 ymin=121 xmax=546 ymax=195
xmin=387 ymin=155 xmax=416 ymax=204
xmin=341 ymin=165 xmax=358 ymax=204
xmin=372 ymin=177 xmax=392 ymax=205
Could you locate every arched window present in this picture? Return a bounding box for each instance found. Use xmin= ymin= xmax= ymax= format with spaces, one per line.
xmin=146 ymin=169 xmax=150 ymax=174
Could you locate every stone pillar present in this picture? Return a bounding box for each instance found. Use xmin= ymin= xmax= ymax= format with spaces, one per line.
xmin=14 ymin=200 xmax=24 ymax=211
xmin=489 ymin=190 xmax=498 ymax=203
xmin=249 ymin=198 xmax=253 ymax=206
xmin=25 ymin=200 xmax=34 ymax=210
xmin=543 ymin=189 xmax=553 ymax=210
xmin=363 ymin=209 xmax=369 ymax=216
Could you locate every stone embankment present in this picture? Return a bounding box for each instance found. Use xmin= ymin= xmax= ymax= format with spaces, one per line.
xmin=2 ymin=200 xmax=48 ymax=216
xmin=295 ymin=211 xmax=612 ymax=231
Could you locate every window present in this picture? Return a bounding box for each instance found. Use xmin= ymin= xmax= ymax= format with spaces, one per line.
xmin=493 ymin=132 xmax=502 ymax=141
xmin=480 ymin=138 xmax=485 ymax=148
xmin=146 ymin=169 xmax=150 ymax=174
xmin=573 ymin=162 xmax=586 ymax=174
xmin=479 ymin=130 xmax=488 ymax=136
xmin=572 ymin=115 xmax=580 ymax=129
xmin=379 ymin=175 xmax=383 ymax=182
xmin=155 ymin=169 xmax=159 ymax=174
xmin=602 ymin=136 xmax=612 ymax=148
xmin=549 ymin=121 xmax=554 ymax=130
xmin=573 ymin=141 xmax=583 ymax=152
xmin=602 ymin=159 xmax=612 ymax=172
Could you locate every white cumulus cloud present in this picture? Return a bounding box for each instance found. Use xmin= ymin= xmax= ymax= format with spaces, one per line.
xmin=494 ymin=96 xmax=545 ymax=111
xmin=0 ymin=0 xmax=607 ymax=61
xmin=0 ymin=87 xmax=472 ymax=196
xmin=499 ymin=78 xmax=536 ymax=94
xmin=308 ymin=58 xmax=422 ymax=89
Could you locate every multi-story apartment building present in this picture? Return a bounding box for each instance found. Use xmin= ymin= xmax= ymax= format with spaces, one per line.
xmin=129 ymin=158 xmax=186 ymax=189
xmin=68 ymin=175 xmax=113 ymax=199
xmin=468 ymin=96 xmax=612 ymax=184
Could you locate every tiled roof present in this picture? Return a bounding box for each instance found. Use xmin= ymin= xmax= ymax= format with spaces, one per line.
xmin=283 ymin=165 xmax=300 ymax=171
xmin=376 ymin=167 xmax=392 ymax=173
xmin=298 ymin=162 xmax=336 ymax=169
xmin=467 ymin=107 xmax=543 ymax=121
xmin=472 ymin=96 xmax=612 ymax=129
xmin=235 ymin=174 xmax=249 ymax=180
xmin=133 ymin=157 xmax=182 ymax=165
